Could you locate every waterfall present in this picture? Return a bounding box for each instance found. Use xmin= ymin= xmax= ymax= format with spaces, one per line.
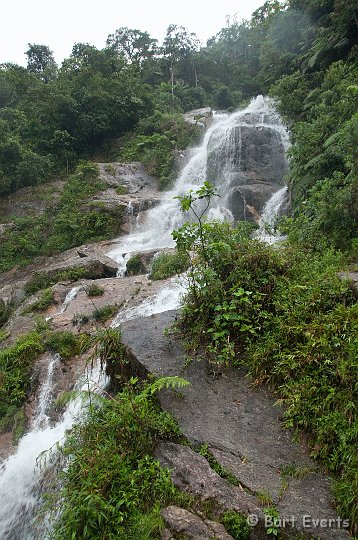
xmin=57 ymin=287 xmax=81 ymax=315
xmin=108 ymin=95 xmax=289 ymax=270
xmin=0 ymin=358 xmax=108 ymax=539
xmin=0 ymin=96 xmax=290 ymax=537
xmin=255 ymin=185 xmax=289 ymax=244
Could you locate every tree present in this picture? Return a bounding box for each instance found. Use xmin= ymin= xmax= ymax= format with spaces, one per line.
xmin=25 ymin=44 xmax=57 ymax=82
xmin=106 ymin=28 xmax=157 ymax=67
xmin=163 ymin=25 xmax=200 ymax=102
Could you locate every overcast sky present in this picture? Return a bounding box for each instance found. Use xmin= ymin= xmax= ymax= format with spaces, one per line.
xmin=0 ymin=0 xmax=265 ymax=66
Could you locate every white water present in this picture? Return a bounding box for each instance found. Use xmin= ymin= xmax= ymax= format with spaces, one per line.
xmin=46 ymin=287 xmax=81 ymax=322
xmin=57 ymin=287 xmax=81 ymax=314
xmin=108 ymin=96 xmax=289 ymax=273
xmin=112 ymin=275 xmax=187 ymax=327
xmin=255 ymin=185 xmax=288 ymax=244
xmin=0 ymin=358 xmax=108 ymax=539
xmin=0 ymin=96 xmax=290 ymax=537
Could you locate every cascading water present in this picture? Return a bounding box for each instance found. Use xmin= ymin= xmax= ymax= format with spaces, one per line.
xmin=0 ymin=96 xmax=290 ymax=538
xmin=0 ymin=358 xmax=108 ymax=539
xmin=108 ymin=95 xmax=289 ymax=272
xmin=255 ymin=185 xmax=289 ymax=243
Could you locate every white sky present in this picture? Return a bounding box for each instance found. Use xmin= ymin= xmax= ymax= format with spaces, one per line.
xmin=0 ymin=0 xmax=265 ymax=66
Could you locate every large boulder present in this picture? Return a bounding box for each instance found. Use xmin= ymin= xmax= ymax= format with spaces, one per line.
xmin=206 ymin=122 xmax=288 ymax=222
xmin=160 ymin=505 xmax=235 ymax=540
xmin=183 ymin=108 xmax=213 ymax=129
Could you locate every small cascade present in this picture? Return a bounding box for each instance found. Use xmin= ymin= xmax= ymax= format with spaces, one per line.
xmin=111 ymin=275 xmax=186 ymax=327
xmin=32 ymin=354 xmax=60 ymax=431
xmin=46 ymin=287 xmax=82 ymax=322
xmin=255 ymin=185 xmax=288 ymax=244
xmin=0 ymin=358 xmax=108 ymax=539
xmin=58 ymin=286 xmax=81 ymax=315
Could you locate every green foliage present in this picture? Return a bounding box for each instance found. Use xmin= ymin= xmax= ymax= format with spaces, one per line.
xmin=22 ymin=288 xmax=56 ymax=314
xmin=86 ymin=283 xmax=104 ymax=297
xmin=263 ymin=507 xmax=280 ymax=536
xmin=115 ymin=184 xmax=128 ymax=195
xmin=0 ymin=330 xmax=10 ymax=343
xmin=0 ymin=47 xmax=152 ymax=195
xmin=219 ymin=510 xmax=250 ymax=540
xmin=51 ymin=377 xmax=187 ymax=539
xmin=92 ymin=304 xmax=118 ymax=323
xmin=273 ymin=60 xmax=358 ymax=249
xmin=43 ymin=331 xmax=90 ymax=361
xmin=174 ymin=219 xmax=284 ymax=366
xmin=126 ymin=254 xmax=146 ymax=276
xmin=177 ymin=215 xmax=357 ymax=524
xmin=0 ymin=332 xmax=44 ymax=434
xmin=119 ymin=111 xmax=201 ymax=188
xmin=150 ymin=252 xmax=190 ymax=280
xmin=0 ymin=161 xmax=125 ymax=273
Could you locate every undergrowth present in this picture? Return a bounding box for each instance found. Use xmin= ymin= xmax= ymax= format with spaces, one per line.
xmin=150 ymin=252 xmax=190 ymax=281
xmin=50 ymin=375 xmax=191 ymax=539
xmin=0 ymin=161 xmax=124 ymax=273
xmin=171 ymin=191 xmax=358 ymax=529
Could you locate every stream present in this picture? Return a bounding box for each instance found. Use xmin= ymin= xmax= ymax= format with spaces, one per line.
xmin=0 ymin=96 xmax=289 ymax=538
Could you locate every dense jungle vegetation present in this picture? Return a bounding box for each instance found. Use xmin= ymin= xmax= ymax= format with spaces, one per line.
xmin=0 ymin=0 xmax=357 ymax=251
xmin=0 ymin=0 xmax=357 ymax=537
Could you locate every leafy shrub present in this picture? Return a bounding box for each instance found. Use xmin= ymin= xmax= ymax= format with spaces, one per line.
xmin=219 ymin=510 xmax=250 ymax=540
xmin=150 ymin=252 xmax=190 ymax=280
xmin=86 ymin=284 xmax=104 ymax=297
xmin=92 ymin=304 xmax=118 ymax=323
xmin=126 ymin=254 xmax=146 ymax=276
xmin=44 ymin=331 xmax=90 ymax=361
xmin=22 ymin=288 xmax=56 ymax=314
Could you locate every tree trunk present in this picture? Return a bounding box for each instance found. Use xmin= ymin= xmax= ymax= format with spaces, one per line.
xmin=170 ymin=61 xmax=175 ymax=106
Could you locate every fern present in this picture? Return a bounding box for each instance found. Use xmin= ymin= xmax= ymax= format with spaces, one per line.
xmin=139 ymin=376 xmax=191 ymax=398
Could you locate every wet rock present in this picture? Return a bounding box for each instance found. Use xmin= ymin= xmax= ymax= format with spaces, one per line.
xmin=155 ymin=443 xmax=260 ymax=515
xmin=229 ymin=183 xmax=282 ymax=221
xmin=97 ymin=162 xmax=158 ymax=193
xmin=183 ymin=108 xmax=213 ymax=129
xmin=160 ymin=505 xmax=235 ymax=539
xmin=338 ymin=270 xmax=358 ymax=295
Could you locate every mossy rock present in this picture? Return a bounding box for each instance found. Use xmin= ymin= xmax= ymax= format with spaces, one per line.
xmin=126 ymin=254 xmax=147 ymax=276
